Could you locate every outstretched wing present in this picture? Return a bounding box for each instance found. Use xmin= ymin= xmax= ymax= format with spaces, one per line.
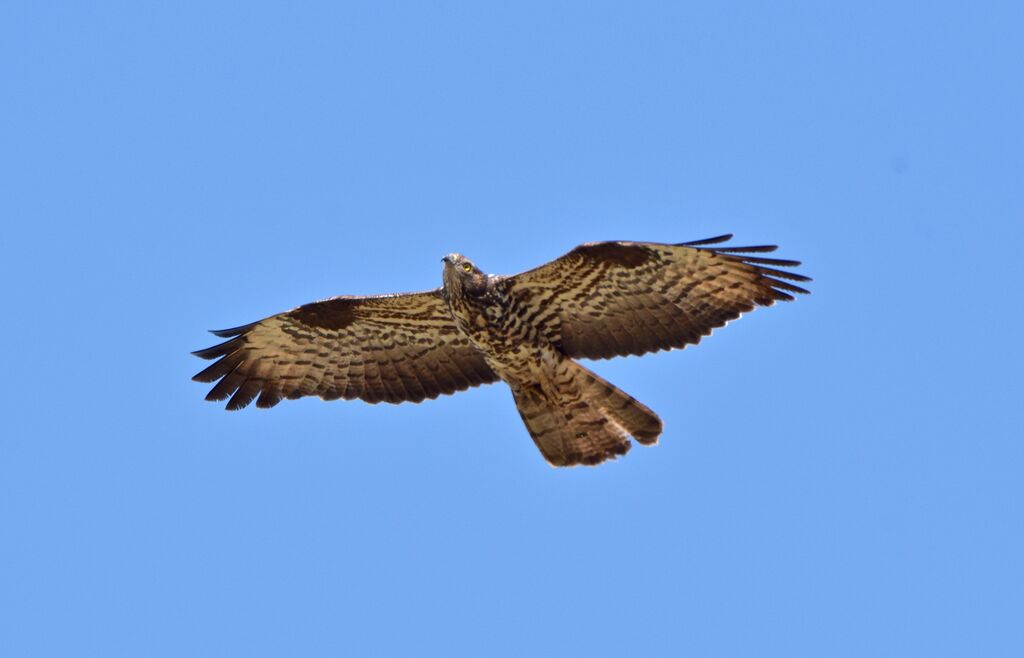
xmin=498 ymin=234 xmax=811 ymax=360
xmin=192 ymin=289 xmax=498 ymax=409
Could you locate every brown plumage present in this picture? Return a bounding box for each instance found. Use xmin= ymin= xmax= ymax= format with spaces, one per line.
xmin=193 ymin=235 xmax=810 ymax=467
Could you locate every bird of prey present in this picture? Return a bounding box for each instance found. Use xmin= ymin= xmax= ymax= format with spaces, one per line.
xmin=193 ymin=235 xmax=810 ymax=467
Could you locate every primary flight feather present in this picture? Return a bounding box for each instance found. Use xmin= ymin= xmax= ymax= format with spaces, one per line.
xmin=193 ymin=235 xmax=810 ymax=466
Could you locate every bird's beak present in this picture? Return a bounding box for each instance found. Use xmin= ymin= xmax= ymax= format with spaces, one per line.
xmin=441 ymin=256 xmax=450 ymax=264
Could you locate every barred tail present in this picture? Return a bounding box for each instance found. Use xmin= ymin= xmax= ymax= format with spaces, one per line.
xmin=511 ymin=360 xmax=663 ymax=467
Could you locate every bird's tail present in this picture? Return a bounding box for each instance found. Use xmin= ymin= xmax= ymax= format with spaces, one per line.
xmin=511 ymin=360 xmax=663 ymax=467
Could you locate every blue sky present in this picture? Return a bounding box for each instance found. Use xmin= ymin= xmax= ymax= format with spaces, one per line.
xmin=2 ymin=2 xmax=1022 ymax=656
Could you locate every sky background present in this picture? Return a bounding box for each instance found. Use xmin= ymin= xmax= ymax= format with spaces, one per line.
xmin=2 ymin=2 xmax=1022 ymax=656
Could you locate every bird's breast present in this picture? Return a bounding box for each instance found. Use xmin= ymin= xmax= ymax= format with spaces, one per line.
xmin=448 ymin=293 xmax=521 ymax=351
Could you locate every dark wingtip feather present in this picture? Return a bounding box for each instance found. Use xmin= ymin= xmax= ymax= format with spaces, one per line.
xmin=192 ymin=354 xmax=242 ymax=383
xmin=714 ymin=244 xmax=779 ymax=254
xmin=210 ymin=322 xmax=257 ymax=338
xmin=225 ymin=378 xmax=261 ymax=411
xmin=205 ymin=387 xmax=232 ymax=402
xmin=762 ymin=276 xmax=811 ymax=296
xmin=192 ymin=335 xmax=244 ymax=360
xmin=751 ymin=265 xmax=813 ymax=283
xmin=679 ymin=233 xmax=733 ymax=247
xmin=203 ymin=362 xmax=244 ymax=402
xmin=686 ymin=235 xmax=812 ymax=293
xmin=737 ymin=255 xmax=802 ymax=267
xmin=255 ymin=389 xmax=283 ymax=409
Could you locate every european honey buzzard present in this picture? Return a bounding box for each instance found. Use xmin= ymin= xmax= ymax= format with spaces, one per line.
xmin=193 ymin=235 xmax=810 ymax=466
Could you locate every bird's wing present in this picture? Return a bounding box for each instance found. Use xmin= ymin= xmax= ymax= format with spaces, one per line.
xmin=192 ymin=289 xmax=498 ymax=409
xmin=497 ymin=234 xmax=811 ymax=360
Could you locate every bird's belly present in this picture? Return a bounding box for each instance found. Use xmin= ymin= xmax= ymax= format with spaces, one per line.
xmin=456 ymin=317 xmax=552 ymax=380
xmin=475 ymin=341 xmax=560 ymax=387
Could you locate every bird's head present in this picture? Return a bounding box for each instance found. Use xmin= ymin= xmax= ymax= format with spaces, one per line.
xmin=442 ymin=253 xmax=488 ymax=296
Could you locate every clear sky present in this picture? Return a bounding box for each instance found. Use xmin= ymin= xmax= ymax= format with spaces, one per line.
xmin=2 ymin=2 xmax=1021 ymax=656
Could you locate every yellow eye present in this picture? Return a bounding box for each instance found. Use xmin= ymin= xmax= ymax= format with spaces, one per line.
xmin=462 ymin=262 xmax=473 ymax=272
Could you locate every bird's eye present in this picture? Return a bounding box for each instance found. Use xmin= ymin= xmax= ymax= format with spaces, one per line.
xmin=462 ymin=262 xmax=473 ymax=272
